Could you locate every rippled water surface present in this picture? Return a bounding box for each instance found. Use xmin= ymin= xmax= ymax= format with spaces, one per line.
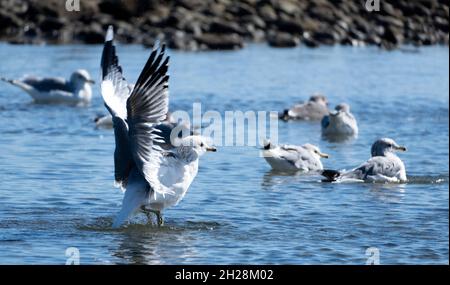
xmin=0 ymin=43 xmax=448 ymax=264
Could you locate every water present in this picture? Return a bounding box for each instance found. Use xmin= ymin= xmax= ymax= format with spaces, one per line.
xmin=0 ymin=43 xmax=448 ymax=264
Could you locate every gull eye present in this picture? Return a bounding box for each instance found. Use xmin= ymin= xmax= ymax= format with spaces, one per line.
xmin=200 ymin=143 xmax=204 ymax=147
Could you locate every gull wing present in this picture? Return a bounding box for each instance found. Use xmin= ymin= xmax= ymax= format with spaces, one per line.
xmin=100 ymin=26 xmax=133 ymax=188
xmin=101 ymin=26 xmax=130 ymax=119
xmin=126 ymin=43 xmax=172 ymax=195
xmin=350 ymin=156 xmax=399 ymax=180
xmin=22 ymin=77 xmax=72 ymax=92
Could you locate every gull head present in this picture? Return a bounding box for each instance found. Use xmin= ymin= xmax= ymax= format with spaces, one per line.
xmin=371 ymin=138 xmax=407 ymax=157
xmin=335 ymin=103 xmax=350 ymax=113
xmin=70 ymin=69 xmax=95 ymax=86
xmin=262 ymin=138 xmax=274 ymax=150
xmin=178 ymin=135 xmax=217 ymax=157
xmin=309 ymin=93 xmax=328 ymax=106
xmin=302 ymin=143 xmax=329 ymax=159
xmin=330 ymin=103 xmax=350 ymax=117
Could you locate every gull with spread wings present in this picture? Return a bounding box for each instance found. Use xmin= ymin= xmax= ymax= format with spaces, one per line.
xmin=101 ymin=26 xmax=216 ymax=228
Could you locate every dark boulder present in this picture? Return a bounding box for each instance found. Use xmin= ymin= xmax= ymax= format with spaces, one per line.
xmin=208 ymin=19 xmax=246 ymax=35
xmin=311 ymin=30 xmax=337 ymax=45
xmin=267 ymin=32 xmax=300 ymax=47
xmin=275 ymin=18 xmax=303 ymax=35
xmin=75 ymin=23 xmax=105 ymax=44
xmin=39 ymin=16 xmax=66 ymax=32
xmin=195 ymin=33 xmax=244 ymax=50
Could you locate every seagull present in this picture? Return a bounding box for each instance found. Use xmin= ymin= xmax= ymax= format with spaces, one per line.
xmin=262 ymin=139 xmax=329 ymax=172
xmin=321 ymin=103 xmax=358 ymax=139
xmin=279 ymin=94 xmax=329 ymax=121
xmin=321 ymin=138 xmax=407 ymax=183
xmin=100 ymin=26 xmax=216 ymax=228
xmin=1 ymin=70 xmax=94 ymax=105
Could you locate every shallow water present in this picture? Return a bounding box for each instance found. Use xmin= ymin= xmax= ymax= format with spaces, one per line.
xmin=0 ymin=43 xmax=448 ymax=264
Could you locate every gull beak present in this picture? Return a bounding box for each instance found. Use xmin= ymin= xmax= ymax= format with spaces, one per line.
xmin=319 ymin=152 xmax=329 ymax=159
xmin=319 ymin=152 xmax=330 ymax=158
xmin=329 ymin=111 xmax=339 ymax=117
xmin=87 ymin=79 xmax=96 ymax=84
xmin=206 ymin=146 xmax=217 ymax=152
xmin=396 ymin=146 xmax=407 ymax=152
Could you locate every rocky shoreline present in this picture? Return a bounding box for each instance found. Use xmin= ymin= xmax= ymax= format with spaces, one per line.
xmin=0 ymin=0 xmax=448 ymax=50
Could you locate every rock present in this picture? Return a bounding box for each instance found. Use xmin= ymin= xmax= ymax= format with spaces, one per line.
xmin=267 ymin=32 xmax=300 ymax=47
xmin=274 ymin=0 xmax=300 ymax=17
xmin=167 ymin=30 xmax=198 ymax=51
xmin=302 ymin=34 xmax=319 ymax=47
xmin=99 ymin=0 xmax=137 ymax=20
xmin=226 ymin=2 xmax=255 ymax=17
xmin=382 ymin=25 xmax=404 ymax=46
xmin=0 ymin=0 xmax=448 ymax=49
xmin=308 ymin=4 xmax=335 ymax=23
xmin=195 ymin=33 xmax=244 ymax=50
xmin=376 ymin=15 xmax=405 ymax=30
xmin=177 ymin=0 xmax=207 ymax=11
xmin=301 ymin=17 xmax=323 ymax=33
xmin=39 ymin=16 xmax=66 ymax=32
xmin=311 ymin=30 xmax=337 ymax=45
xmin=241 ymin=15 xmax=266 ymax=30
xmin=26 ymin=0 xmax=61 ymax=20
xmin=75 ymin=23 xmax=105 ymax=44
xmin=208 ymin=3 xmax=227 ymax=17
xmin=0 ymin=10 xmax=22 ymax=33
xmin=381 ymin=2 xmax=404 ymax=18
xmin=434 ymin=16 xmax=449 ymax=33
xmin=275 ymin=18 xmax=303 ymax=35
xmin=208 ymin=19 xmax=245 ymax=35
xmin=258 ymin=5 xmax=278 ymax=22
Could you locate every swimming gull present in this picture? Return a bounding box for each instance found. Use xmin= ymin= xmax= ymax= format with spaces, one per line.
xmin=262 ymin=139 xmax=329 ymax=172
xmin=279 ymin=94 xmax=329 ymax=121
xmin=1 ymin=69 xmax=94 ymax=105
xmin=100 ymin=26 xmax=216 ymax=228
xmin=321 ymin=138 xmax=407 ymax=183
xmin=321 ymin=103 xmax=358 ymax=139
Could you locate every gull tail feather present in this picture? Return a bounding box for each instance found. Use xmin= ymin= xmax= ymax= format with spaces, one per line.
xmin=321 ymin=169 xmax=341 ymax=182
xmin=112 ymin=185 xmax=147 ymax=228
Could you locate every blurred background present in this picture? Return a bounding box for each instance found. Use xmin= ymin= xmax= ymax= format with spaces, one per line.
xmin=0 ymin=0 xmax=448 ymax=50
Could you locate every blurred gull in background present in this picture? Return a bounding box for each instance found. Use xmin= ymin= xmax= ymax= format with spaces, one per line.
xmin=279 ymin=93 xmax=329 ymax=121
xmin=262 ymin=139 xmax=329 ymax=172
xmin=0 ymin=69 xmax=94 ymax=105
xmin=321 ymin=103 xmax=358 ymax=140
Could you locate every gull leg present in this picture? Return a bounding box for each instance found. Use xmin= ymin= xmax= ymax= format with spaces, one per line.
xmin=140 ymin=206 xmax=155 ymax=224
xmin=156 ymin=211 xmax=164 ymax=227
xmin=140 ymin=206 xmax=163 ymax=226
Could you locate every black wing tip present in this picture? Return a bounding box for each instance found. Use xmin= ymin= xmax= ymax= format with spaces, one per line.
xmin=321 ymin=169 xmax=340 ymax=182
xmin=101 ymin=25 xmax=122 ymax=80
